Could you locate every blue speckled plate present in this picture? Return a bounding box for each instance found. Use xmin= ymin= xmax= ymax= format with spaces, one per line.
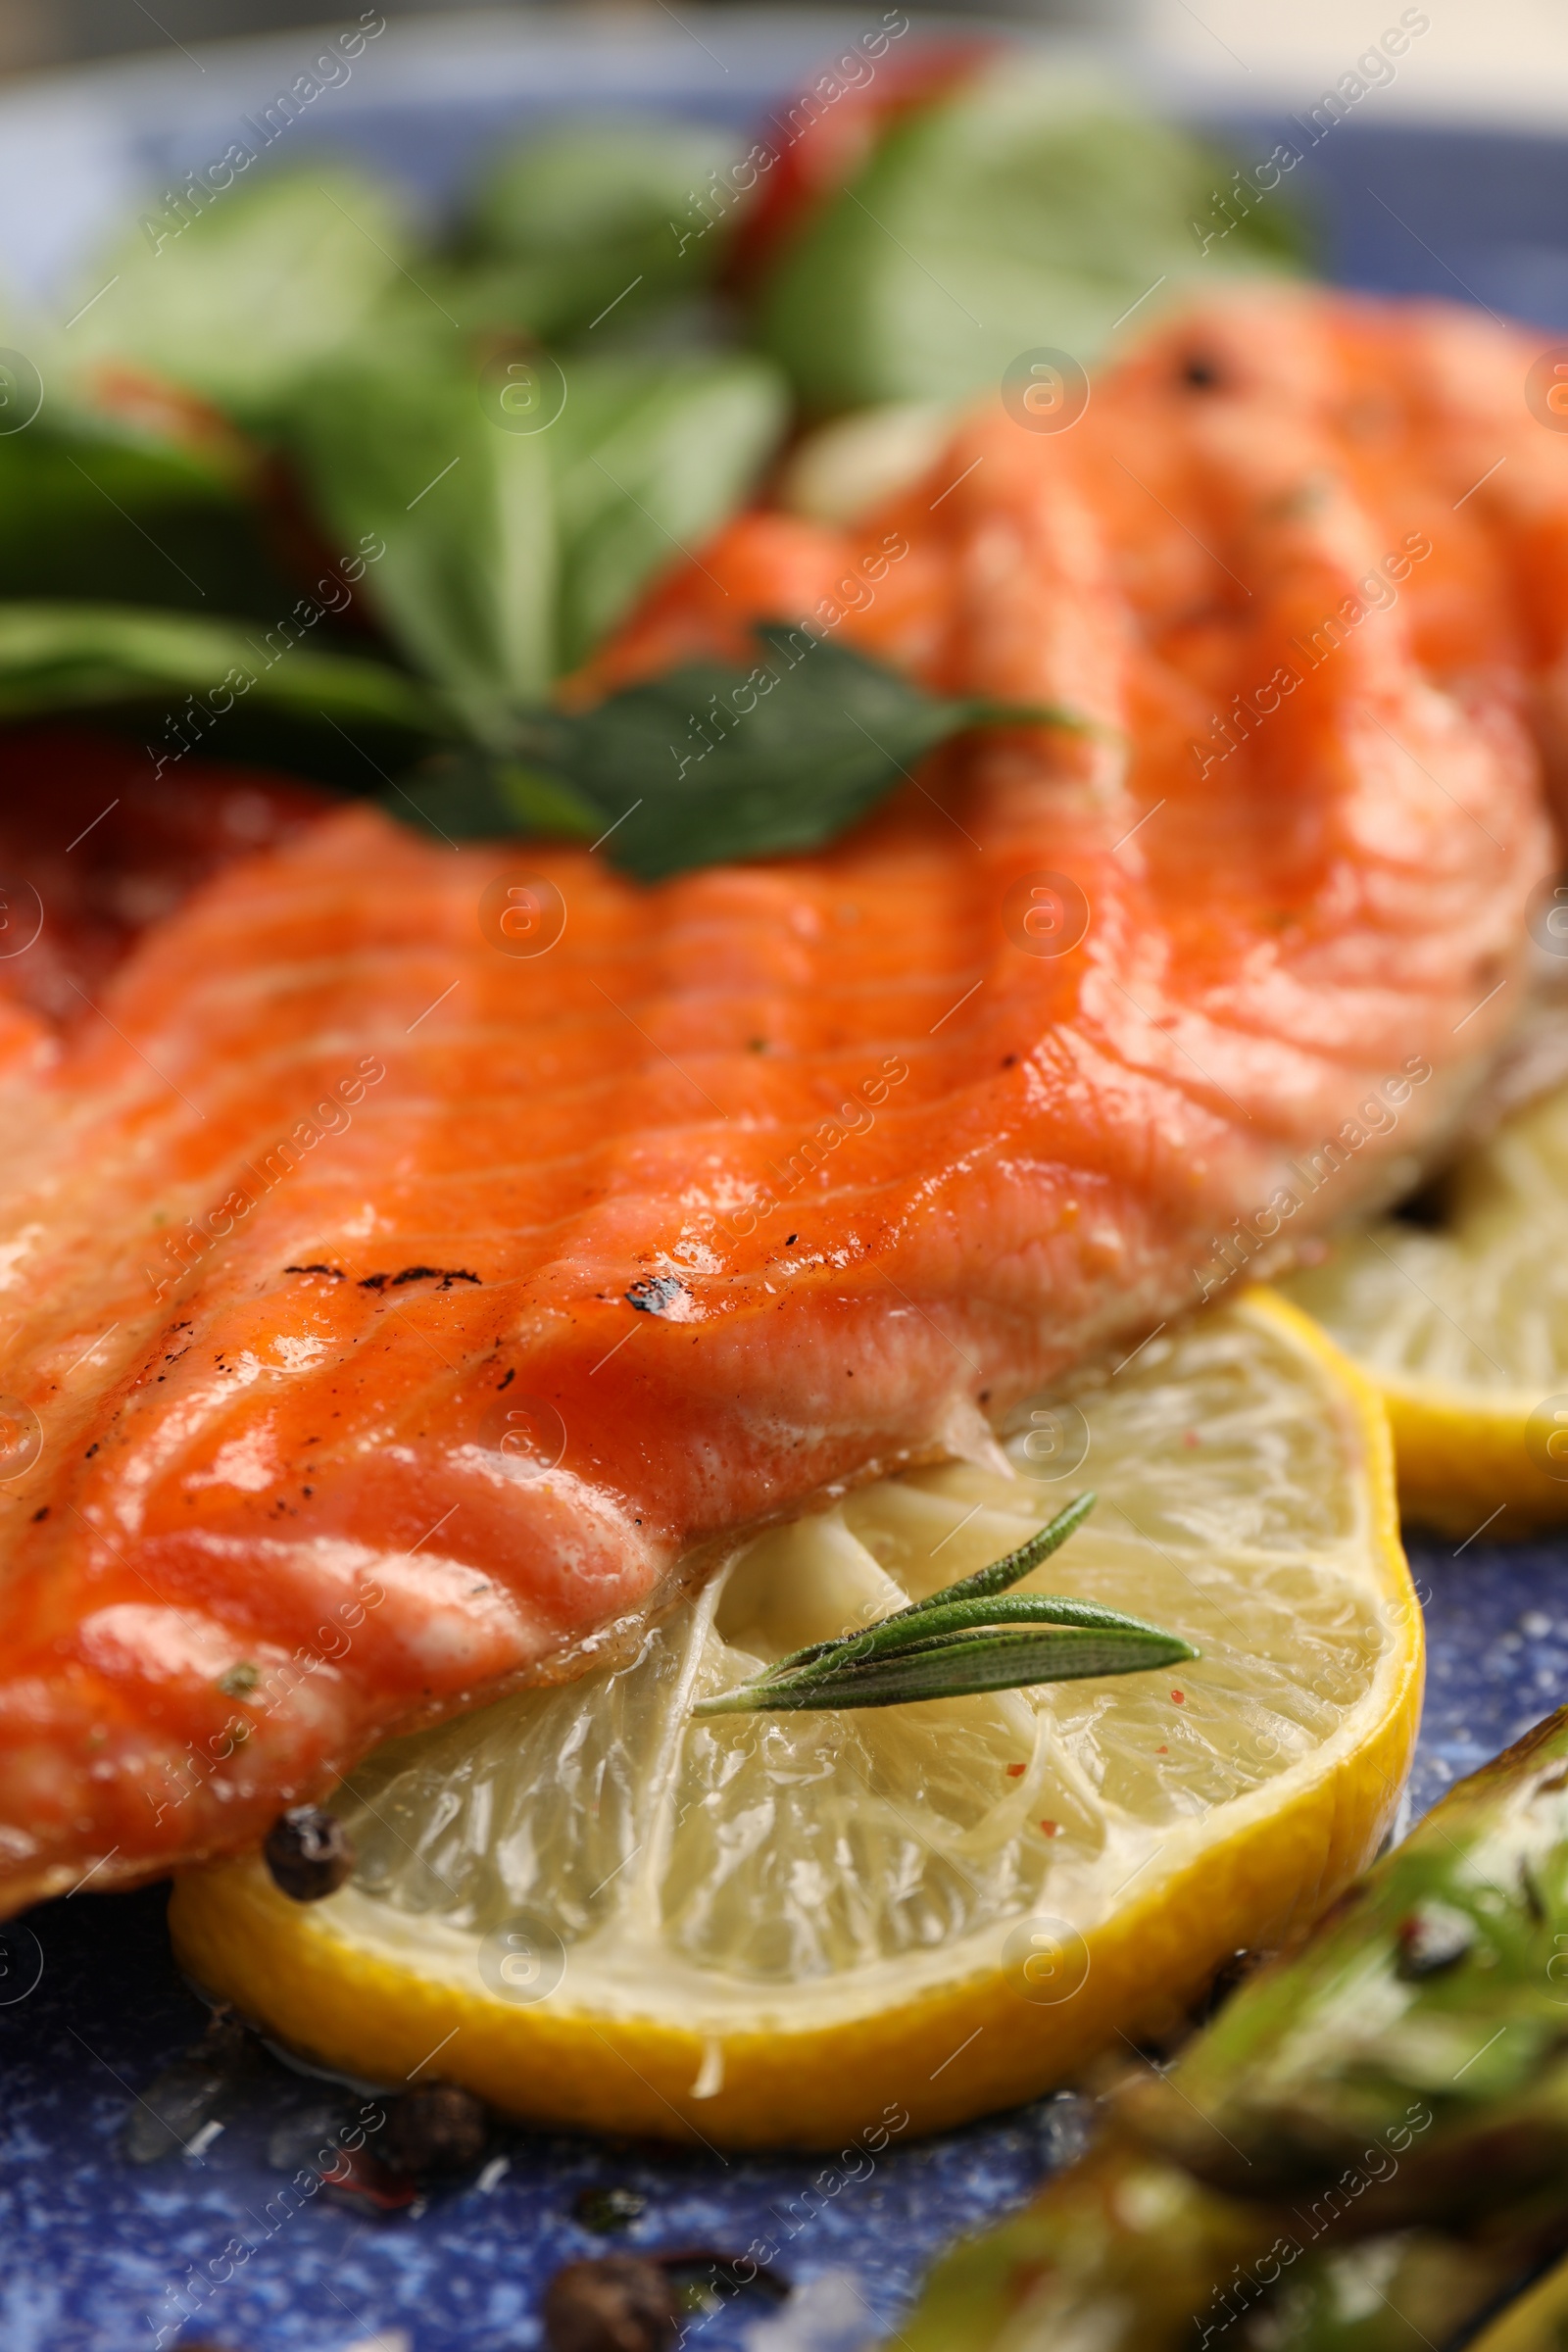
xmin=4 ymin=19 xmax=1568 ymax=2349
xmin=5 ymin=1536 xmax=1558 ymax=2352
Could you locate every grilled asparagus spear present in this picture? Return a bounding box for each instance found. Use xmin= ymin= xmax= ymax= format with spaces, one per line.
xmin=1122 ymin=1705 xmax=1568 ymax=2227
xmin=906 ymin=2176 xmax=1562 ymax=2352
xmin=1467 ymin=2253 xmax=1568 ymax=2351
xmin=905 ymin=1707 xmax=1568 ymax=2352
xmin=902 ymin=2139 xmax=1273 ymax=2352
xmin=1239 ymin=2223 xmax=1567 ymax=2352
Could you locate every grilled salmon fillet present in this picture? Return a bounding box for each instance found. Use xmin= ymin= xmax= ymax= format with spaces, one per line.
xmin=0 ymin=290 xmax=1551 ymax=1913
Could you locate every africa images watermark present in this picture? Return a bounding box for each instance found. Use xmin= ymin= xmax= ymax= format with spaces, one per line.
xmin=145 ymin=1053 xmax=387 ymax=1301
xmin=670 ymin=528 xmax=909 ymax=779
xmin=668 ymin=11 xmax=910 ymax=258
xmin=1195 ymin=2102 xmax=1435 ymax=2345
xmin=1193 ymin=1054 xmax=1434 ymax=1303
xmin=144 ymin=1573 xmax=388 ymax=1829
xmin=1190 ymin=531 xmax=1433 ymax=782
xmin=1191 ymin=9 xmax=1432 ymax=257
xmin=724 ymin=2101 xmax=911 ymax=2286
xmin=145 ymin=530 xmax=386 ymax=778
xmin=137 ymin=12 xmax=389 ymax=255
xmin=145 ymin=2099 xmax=389 ymax=2347
xmin=717 ymin=1054 xmax=910 ymax=1241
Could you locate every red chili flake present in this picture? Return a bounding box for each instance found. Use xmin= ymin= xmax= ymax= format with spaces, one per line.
xmin=1183 ymin=1431 xmax=1200 ymax=1448
xmin=1039 ymin=1819 xmax=1059 ymax=1838
xmin=1171 ymin=1690 xmax=1186 ymax=1704
xmin=318 ymin=2146 xmax=419 ymax=2213
xmin=1155 ymin=1744 xmax=1168 ymax=1754
xmin=1005 ymin=1763 xmax=1027 ymax=1779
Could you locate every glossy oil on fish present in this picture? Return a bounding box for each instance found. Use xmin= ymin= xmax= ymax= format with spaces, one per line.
xmin=0 ymin=290 xmax=1551 ymax=1911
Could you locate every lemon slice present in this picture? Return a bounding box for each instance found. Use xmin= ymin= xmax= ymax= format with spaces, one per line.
xmin=170 ymin=1291 xmax=1420 ymax=2149
xmin=1465 ymin=2252 xmax=1568 ymax=2352
xmin=1279 ymin=1083 xmax=1568 ymax=1538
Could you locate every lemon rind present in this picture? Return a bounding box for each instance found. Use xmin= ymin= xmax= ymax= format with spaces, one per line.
xmin=169 ymin=1288 xmax=1421 ymax=2149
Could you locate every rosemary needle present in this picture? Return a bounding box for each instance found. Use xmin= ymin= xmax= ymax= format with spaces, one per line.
xmin=694 ymin=1491 xmax=1198 ymax=1715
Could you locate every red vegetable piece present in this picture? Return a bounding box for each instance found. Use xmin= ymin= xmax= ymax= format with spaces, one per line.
xmin=726 ymin=42 xmax=997 ymax=291
xmin=0 ymin=726 xmax=326 ymax=1026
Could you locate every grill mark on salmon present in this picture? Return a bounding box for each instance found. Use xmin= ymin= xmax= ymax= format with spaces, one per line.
xmin=0 ymin=291 xmax=1554 ymax=1911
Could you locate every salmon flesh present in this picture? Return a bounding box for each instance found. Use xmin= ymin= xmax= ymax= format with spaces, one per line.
xmin=0 ymin=291 xmax=1554 ymax=1911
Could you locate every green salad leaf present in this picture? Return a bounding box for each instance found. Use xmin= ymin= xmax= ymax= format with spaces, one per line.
xmin=460 ymin=120 xmax=741 ymax=343
xmin=390 ymin=623 xmax=1082 ymax=881
xmin=283 ymin=345 xmax=786 ymax=729
xmin=0 ymin=380 xmax=315 ymax=619
xmin=282 ymin=343 xmax=559 ymax=739
xmin=756 ymin=67 xmax=1306 ymax=410
xmin=0 ymin=69 xmax=1293 ymax=875
xmin=0 ymin=601 xmax=448 ymax=745
xmin=546 ymin=353 xmax=788 ymax=669
xmin=64 ymin=168 xmax=416 ymax=427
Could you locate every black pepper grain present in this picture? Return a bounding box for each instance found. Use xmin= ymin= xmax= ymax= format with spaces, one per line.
xmin=263 ymin=1806 xmax=356 ymax=1901
xmin=544 ymin=2257 xmax=678 ymax=2352
xmin=383 ymin=2080 xmax=489 ymax=2175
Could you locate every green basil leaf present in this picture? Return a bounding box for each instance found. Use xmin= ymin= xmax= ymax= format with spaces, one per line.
xmin=283 ymin=346 xmax=560 ymax=739
xmin=391 ymin=625 xmax=1080 ymax=882
xmin=0 ymin=601 xmax=449 ymax=749
xmin=462 ymin=121 xmax=742 ymax=340
xmin=0 ymin=396 xmax=300 ymax=619
xmin=547 ymin=354 xmax=789 ymax=669
xmin=393 ymin=748 xmax=602 ymax=843
xmin=65 ymin=167 xmax=416 ymax=428
xmin=283 ymin=348 xmax=786 ymax=729
xmin=757 ymin=69 xmax=1307 ymax=410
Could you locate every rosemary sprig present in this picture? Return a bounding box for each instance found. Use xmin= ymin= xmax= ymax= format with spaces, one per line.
xmin=694 ymin=1492 xmax=1198 ymax=1716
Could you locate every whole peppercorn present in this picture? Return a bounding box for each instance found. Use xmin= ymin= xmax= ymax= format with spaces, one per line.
xmin=263 ymin=1806 xmax=355 ymax=1901
xmin=383 ymin=2080 xmax=489 ymax=2176
xmin=544 ymin=2257 xmax=678 ymax=2352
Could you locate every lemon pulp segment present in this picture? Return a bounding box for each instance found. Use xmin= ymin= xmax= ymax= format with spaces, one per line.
xmin=1280 ymin=1082 xmax=1568 ymax=1535
xmin=170 ymin=1290 xmax=1420 ymax=2147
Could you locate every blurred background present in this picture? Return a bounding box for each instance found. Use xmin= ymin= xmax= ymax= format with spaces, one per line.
xmin=2 ymin=0 xmax=1568 ymax=112
xmin=0 ymin=0 xmax=467 ymax=74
